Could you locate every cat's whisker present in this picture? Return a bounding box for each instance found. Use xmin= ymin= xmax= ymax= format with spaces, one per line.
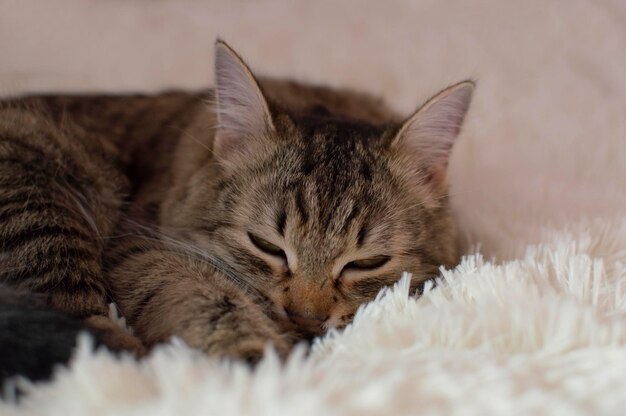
xmin=170 ymin=126 xmax=216 ymax=155
xmin=118 ymin=217 xmax=268 ymax=302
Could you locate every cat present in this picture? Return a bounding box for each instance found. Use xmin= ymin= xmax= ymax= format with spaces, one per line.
xmin=0 ymin=39 xmax=474 ymax=370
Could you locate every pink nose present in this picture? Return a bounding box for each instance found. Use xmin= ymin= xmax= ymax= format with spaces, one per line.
xmin=285 ymin=309 xmax=328 ymax=334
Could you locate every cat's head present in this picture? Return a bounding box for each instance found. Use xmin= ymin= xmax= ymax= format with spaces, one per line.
xmin=172 ymin=40 xmax=474 ymax=338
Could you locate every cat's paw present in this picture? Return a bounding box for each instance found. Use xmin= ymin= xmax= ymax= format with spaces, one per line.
xmin=229 ymin=334 xmax=290 ymax=365
xmin=84 ymin=315 xmax=147 ymax=357
xmin=204 ymin=326 xmax=290 ymax=365
xmin=227 ymin=337 xmax=270 ymax=365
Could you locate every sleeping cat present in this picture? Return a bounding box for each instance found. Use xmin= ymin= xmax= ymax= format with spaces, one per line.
xmin=0 ymin=40 xmax=474 ymax=374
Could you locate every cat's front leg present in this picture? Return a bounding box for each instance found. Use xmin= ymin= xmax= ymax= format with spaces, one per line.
xmin=107 ymin=245 xmax=289 ymax=362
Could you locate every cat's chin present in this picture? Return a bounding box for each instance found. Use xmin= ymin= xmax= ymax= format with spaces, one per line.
xmin=272 ymin=314 xmax=325 ymax=342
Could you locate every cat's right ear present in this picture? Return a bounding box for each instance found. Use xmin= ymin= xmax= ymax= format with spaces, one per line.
xmin=213 ymin=39 xmax=275 ymax=162
xmin=391 ymin=81 xmax=474 ymax=190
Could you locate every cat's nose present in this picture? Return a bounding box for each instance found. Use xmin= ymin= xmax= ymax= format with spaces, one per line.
xmin=285 ymin=308 xmax=327 ymax=334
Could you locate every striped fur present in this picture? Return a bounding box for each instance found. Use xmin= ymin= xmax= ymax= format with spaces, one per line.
xmin=0 ymin=41 xmax=473 ymax=362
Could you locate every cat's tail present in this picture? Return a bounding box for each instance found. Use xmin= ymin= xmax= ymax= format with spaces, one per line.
xmin=0 ymin=286 xmax=96 ymax=385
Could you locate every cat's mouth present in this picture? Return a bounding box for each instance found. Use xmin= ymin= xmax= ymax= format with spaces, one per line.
xmin=271 ymin=306 xmax=327 ymax=339
xmin=287 ymin=313 xmax=327 ymax=337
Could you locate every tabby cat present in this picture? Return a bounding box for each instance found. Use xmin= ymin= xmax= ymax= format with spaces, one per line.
xmin=0 ymin=40 xmax=474 ymax=374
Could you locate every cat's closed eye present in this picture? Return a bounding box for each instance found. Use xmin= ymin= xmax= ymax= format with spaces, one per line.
xmin=248 ymin=232 xmax=286 ymax=260
xmin=342 ymin=256 xmax=390 ymax=273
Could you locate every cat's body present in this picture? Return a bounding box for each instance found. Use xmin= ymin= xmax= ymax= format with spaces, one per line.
xmin=0 ymin=41 xmax=474 ymax=371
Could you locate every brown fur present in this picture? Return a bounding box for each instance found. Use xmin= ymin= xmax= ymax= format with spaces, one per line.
xmin=0 ymin=41 xmax=473 ymax=361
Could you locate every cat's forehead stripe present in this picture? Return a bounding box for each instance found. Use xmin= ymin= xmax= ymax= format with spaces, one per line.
xmin=294 ymin=187 xmax=309 ymax=223
xmin=356 ymin=225 xmax=367 ymax=248
xmin=276 ymin=208 xmax=287 ymax=236
xmin=340 ymin=203 xmax=360 ymax=235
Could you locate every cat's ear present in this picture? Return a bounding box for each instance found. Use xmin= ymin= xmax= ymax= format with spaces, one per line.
xmin=392 ymin=80 xmax=474 ymax=188
xmin=213 ymin=39 xmax=274 ymax=160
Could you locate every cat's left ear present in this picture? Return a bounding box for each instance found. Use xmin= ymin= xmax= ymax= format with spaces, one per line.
xmin=213 ymin=39 xmax=275 ymax=161
xmin=392 ymin=81 xmax=474 ymax=188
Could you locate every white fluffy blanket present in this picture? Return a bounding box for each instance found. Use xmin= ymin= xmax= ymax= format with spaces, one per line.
xmin=1 ymin=1 xmax=625 ymax=414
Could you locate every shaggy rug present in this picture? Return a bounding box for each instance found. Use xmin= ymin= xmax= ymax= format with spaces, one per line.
xmin=1 ymin=0 xmax=625 ymax=414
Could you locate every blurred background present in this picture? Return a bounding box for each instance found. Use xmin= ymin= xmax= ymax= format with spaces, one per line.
xmin=1 ymin=0 xmax=625 ymax=257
